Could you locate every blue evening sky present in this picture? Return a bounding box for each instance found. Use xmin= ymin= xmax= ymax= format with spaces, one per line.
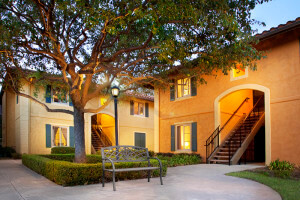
xmin=251 ymin=0 xmax=300 ymax=34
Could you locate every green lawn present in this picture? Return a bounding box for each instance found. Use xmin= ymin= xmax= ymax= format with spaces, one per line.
xmin=227 ymin=171 xmax=300 ymax=200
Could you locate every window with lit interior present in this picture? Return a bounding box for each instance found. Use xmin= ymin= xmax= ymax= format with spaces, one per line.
xmin=231 ymin=65 xmax=248 ymax=81
xmin=176 ymin=78 xmax=191 ymax=98
xmin=134 ymin=102 xmax=144 ymax=116
xmin=52 ymin=126 xmax=68 ymax=147
xmin=52 ymin=88 xmax=68 ymax=104
xmin=176 ymin=124 xmax=191 ymax=150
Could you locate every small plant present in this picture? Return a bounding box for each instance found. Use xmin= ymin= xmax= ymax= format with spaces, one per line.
xmin=268 ymin=159 xmax=294 ymax=178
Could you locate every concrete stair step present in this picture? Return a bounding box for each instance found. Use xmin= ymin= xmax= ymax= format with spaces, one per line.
xmin=210 ymin=159 xmax=229 ymax=164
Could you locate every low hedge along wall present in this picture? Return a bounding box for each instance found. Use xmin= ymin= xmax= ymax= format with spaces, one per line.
xmin=22 ymin=154 xmax=167 ymax=186
xmin=51 ymin=147 xmax=75 ymax=154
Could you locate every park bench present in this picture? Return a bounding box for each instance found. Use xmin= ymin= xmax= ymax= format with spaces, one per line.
xmin=101 ymin=145 xmax=163 ymax=191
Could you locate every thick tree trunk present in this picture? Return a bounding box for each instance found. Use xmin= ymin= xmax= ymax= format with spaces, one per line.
xmin=74 ymin=106 xmax=87 ymax=163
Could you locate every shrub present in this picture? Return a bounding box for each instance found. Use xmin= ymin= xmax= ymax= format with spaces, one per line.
xmin=157 ymin=153 xmax=202 ymax=167
xmin=22 ymin=154 xmax=167 ymax=186
xmin=42 ymin=154 xmax=102 ymax=163
xmin=51 ymin=147 xmax=75 ymax=154
xmin=268 ymin=159 xmax=295 ymax=178
xmin=12 ymin=153 xmax=22 ymax=159
xmin=148 ymin=150 xmax=155 ymax=157
xmin=0 ymin=146 xmax=16 ymax=157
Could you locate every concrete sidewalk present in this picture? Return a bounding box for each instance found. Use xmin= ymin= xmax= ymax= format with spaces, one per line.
xmin=0 ymin=159 xmax=281 ymax=200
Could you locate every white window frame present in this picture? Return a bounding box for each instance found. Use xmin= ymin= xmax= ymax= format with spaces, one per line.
xmin=230 ymin=66 xmax=248 ymax=81
xmin=176 ymin=78 xmax=191 ymax=99
xmin=51 ymin=88 xmax=69 ymax=105
xmin=51 ymin=125 xmax=69 ymax=147
xmin=175 ymin=123 xmax=192 ymax=152
xmin=133 ymin=101 xmax=145 ymax=117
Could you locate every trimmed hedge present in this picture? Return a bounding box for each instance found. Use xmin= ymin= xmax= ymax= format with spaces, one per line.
xmin=42 ymin=154 xmax=102 ymax=163
xmin=157 ymin=153 xmax=202 ymax=167
xmin=95 ymin=151 xmax=202 ymax=167
xmin=22 ymin=154 xmax=167 ymax=186
xmin=51 ymin=147 xmax=75 ymax=154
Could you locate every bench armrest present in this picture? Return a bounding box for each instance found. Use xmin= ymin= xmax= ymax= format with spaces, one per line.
xmin=103 ymin=158 xmax=116 ymax=171
xmin=149 ymin=157 xmax=163 ymax=170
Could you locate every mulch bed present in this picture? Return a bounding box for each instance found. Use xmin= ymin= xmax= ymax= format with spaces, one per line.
xmin=247 ymin=167 xmax=300 ymax=180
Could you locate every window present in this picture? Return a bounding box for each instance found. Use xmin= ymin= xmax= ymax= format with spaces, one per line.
xmin=176 ymin=124 xmax=191 ymax=150
xmin=135 ymin=132 xmax=146 ymax=148
xmin=52 ymin=88 xmax=68 ymax=104
xmin=134 ymin=102 xmax=144 ymax=116
xmin=230 ymin=65 xmax=248 ymax=81
xmin=176 ymin=78 xmax=191 ymax=98
xmin=52 ymin=126 xmax=68 ymax=147
xmin=130 ymin=101 xmax=149 ymax=117
xmin=100 ymin=98 xmax=107 ymax=106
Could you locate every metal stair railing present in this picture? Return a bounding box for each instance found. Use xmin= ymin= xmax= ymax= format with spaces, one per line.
xmin=205 ymin=97 xmax=250 ymax=163
xmin=92 ymin=126 xmax=112 ymax=150
xmin=228 ymin=96 xmax=264 ymax=165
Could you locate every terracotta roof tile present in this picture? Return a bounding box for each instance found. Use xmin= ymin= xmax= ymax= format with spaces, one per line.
xmin=256 ymin=17 xmax=300 ymax=39
xmin=124 ymin=91 xmax=154 ymax=102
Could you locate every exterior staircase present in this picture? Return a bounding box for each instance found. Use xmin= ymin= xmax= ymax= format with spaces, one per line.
xmin=206 ymin=96 xmax=265 ymax=165
xmin=91 ymin=126 xmax=112 ymax=152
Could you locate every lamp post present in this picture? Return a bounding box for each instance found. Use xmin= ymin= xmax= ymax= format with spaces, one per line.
xmin=111 ymin=86 xmax=120 ymax=146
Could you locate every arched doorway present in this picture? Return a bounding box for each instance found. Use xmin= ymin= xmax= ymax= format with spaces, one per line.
xmin=214 ymin=84 xmax=271 ymax=164
xmin=91 ymin=113 xmax=115 ymax=153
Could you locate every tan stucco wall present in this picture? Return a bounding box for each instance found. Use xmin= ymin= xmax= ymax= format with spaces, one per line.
xmin=94 ymin=98 xmax=155 ymax=151
xmin=2 ymin=83 xmax=154 ymax=154
xmin=158 ymin=29 xmax=300 ymax=165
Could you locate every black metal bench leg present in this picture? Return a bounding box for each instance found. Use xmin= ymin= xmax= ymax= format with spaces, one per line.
xmin=113 ymin=171 xmax=116 ymax=191
xmin=160 ymin=168 xmax=163 ymax=185
xmin=148 ymin=170 xmax=150 ymax=182
xmin=102 ymin=170 xmax=105 ymax=187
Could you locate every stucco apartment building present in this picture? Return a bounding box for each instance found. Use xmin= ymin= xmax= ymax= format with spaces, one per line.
xmin=1 ymin=84 xmax=154 ymax=154
xmin=154 ymin=18 xmax=300 ymax=165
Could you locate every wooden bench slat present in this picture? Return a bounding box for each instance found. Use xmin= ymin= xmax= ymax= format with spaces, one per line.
xmin=106 ymin=166 xmax=159 ymax=172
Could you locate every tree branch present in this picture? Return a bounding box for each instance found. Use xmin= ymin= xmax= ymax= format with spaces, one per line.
xmin=17 ymin=92 xmax=74 ymax=115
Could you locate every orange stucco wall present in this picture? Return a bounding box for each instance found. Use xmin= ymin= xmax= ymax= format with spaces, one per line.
xmin=158 ymin=28 xmax=300 ymax=165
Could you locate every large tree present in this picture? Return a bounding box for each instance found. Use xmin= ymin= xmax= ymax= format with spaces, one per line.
xmin=0 ymin=0 xmax=267 ymax=162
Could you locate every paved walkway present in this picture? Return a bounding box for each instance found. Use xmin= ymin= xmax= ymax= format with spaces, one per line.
xmin=0 ymin=160 xmax=281 ymax=200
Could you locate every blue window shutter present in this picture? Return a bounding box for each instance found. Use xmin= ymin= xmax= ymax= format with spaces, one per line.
xmin=170 ymin=84 xmax=175 ymax=101
xmin=130 ymin=100 xmax=134 ymax=115
xmin=191 ymin=77 xmax=197 ymax=96
xmin=46 ymin=85 xmax=52 ymax=103
xmin=69 ymin=126 xmax=75 ymax=147
xmin=46 ymin=124 xmax=51 ymax=148
xmin=171 ymin=125 xmax=175 ymax=151
xmin=145 ymin=103 xmax=149 ymax=117
xmin=191 ymin=122 xmax=197 ymax=152
xmin=69 ymin=98 xmax=73 ymax=107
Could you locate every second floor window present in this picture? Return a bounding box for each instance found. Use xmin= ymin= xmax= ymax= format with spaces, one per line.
xmin=134 ymin=102 xmax=144 ymax=116
xmin=52 ymin=88 xmax=68 ymax=104
xmin=130 ymin=100 xmax=149 ymax=117
xmin=177 ymin=78 xmax=191 ymax=98
xmin=230 ymin=65 xmax=248 ymax=81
